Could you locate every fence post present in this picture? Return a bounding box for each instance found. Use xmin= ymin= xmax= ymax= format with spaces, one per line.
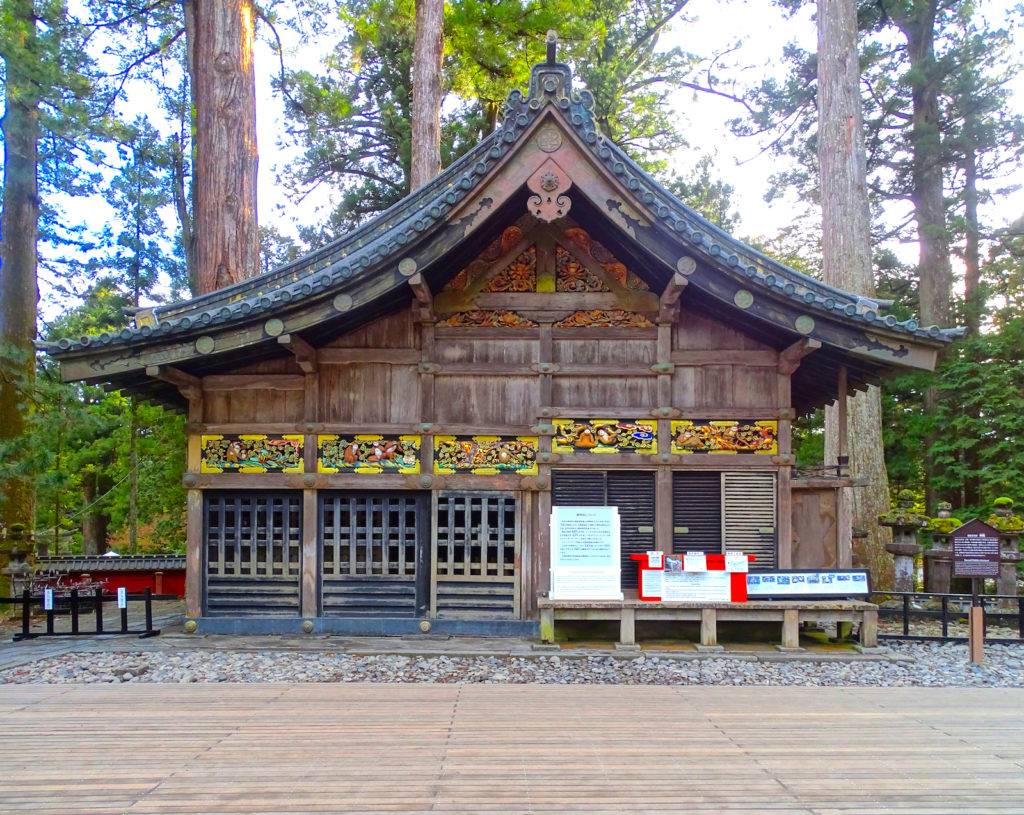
xmin=144 ymin=587 xmax=153 ymax=633
xmin=941 ymin=595 xmax=949 ymax=639
xmin=120 ymin=603 xmax=129 ymax=634
xmin=902 ymin=593 xmax=910 ymax=636
xmin=70 ymin=589 xmax=79 ymax=635
xmin=21 ymin=589 xmax=30 ymax=637
xmin=95 ymin=587 xmax=104 ymax=634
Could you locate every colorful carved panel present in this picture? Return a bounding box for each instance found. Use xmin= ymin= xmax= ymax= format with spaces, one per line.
xmin=560 ymin=228 xmax=650 ymax=291
xmin=556 ymin=245 xmax=609 ymax=292
xmin=201 ymin=435 xmax=304 ymax=473
xmin=434 ymin=436 xmax=539 ymax=474
xmin=670 ymin=421 xmax=778 ymax=455
xmin=552 ymin=420 xmax=657 ymax=454
xmin=318 ymin=435 xmax=420 ymax=474
xmin=440 ymin=310 xmax=538 ymax=327
xmin=554 ymin=309 xmax=654 ymax=328
xmin=482 ymin=246 xmax=536 ymax=291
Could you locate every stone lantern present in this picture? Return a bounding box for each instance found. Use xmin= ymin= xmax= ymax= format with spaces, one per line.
xmin=986 ymin=498 xmax=1022 ymax=603
xmin=879 ymin=490 xmax=927 ymax=592
xmin=923 ymin=502 xmax=960 ymax=594
xmin=1 ymin=523 xmax=35 ymax=597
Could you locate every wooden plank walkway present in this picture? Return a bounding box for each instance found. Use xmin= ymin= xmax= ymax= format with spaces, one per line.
xmin=2 ymin=685 xmax=1023 ymax=814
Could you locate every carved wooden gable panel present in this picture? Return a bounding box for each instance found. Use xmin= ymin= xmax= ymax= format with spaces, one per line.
xmin=435 ymin=217 xmax=656 ymax=328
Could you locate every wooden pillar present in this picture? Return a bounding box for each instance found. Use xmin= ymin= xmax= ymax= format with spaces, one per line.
xmin=301 ymin=489 xmax=318 ymax=618
xmin=655 ymin=468 xmax=673 ymax=554
xmin=185 ymin=389 xmax=204 ymax=620
xmin=537 ymin=487 xmax=552 ymax=599
xmin=185 ymin=489 xmax=203 ymax=619
xmin=837 ymin=365 xmax=849 ymax=462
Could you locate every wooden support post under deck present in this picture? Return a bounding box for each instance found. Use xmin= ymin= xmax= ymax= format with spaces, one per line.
xmin=540 ymin=606 xmax=555 ymax=643
xmin=782 ymin=608 xmax=800 ymax=648
xmin=301 ymin=489 xmax=318 ymax=618
xmin=701 ymin=607 xmax=718 ymax=646
xmin=860 ymin=607 xmax=878 ymax=647
xmin=619 ymin=606 xmax=636 ymax=645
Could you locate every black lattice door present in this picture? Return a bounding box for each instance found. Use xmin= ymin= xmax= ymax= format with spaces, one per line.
xmin=433 ymin=492 xmax=520 ymax=618
xmin=203 ymin=492 xmax=303 ymax=617
xmin=318 ymin=491 xmax=430 ymax=617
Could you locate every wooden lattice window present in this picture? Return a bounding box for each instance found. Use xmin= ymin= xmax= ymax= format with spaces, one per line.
xmin=320 ymin=493 xmax=421 ymax=577
xmin=204 ymin=492 xmax=302 ymax=578
xmin=435 ymin=492 xmax=517 ymax=578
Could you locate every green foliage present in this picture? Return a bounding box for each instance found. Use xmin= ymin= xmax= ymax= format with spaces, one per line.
xmin=664 ymin=155 xmax=739 ymax=231
xmin=277 ymin=0 xmax=698 ymax=230
xmin=28 ymin=286 xmax=187 ymax=554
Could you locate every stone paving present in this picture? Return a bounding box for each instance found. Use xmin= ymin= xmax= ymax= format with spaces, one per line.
xmin=2 ymin=599 xmax=1023 ymax=687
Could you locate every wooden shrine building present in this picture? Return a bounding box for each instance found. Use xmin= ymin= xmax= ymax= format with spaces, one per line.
xmin=45 ymin=51 xmax=958 ymax=635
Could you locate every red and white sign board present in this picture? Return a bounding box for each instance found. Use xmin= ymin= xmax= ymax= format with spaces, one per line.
xmin=630 ymin=552 xmax=754 ymax=602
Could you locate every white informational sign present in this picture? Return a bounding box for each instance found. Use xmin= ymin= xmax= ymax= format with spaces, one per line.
xmin=550 ymin=506 xmax=621 ymax=600
xmin=683 ymin=552 xmax=707 ymax=572
xmin=117 ymin=587 xmax=127 ymax=609
xmin=43 ymin=588 xmax=53 ymax=611
xmin=640 ymin=567 xmax=664 ymax=599
xmin=663 ymin=570 xmax=732 ymax=601
xmin=724 ymin=551 xmax=749 ymax=573
xmin=646 ymin=551 xmax=663 ymax=568
xmin=746 ymin=570 xmax=871 ymax=597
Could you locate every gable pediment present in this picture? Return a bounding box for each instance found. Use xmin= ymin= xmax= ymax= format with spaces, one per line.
xmin=432 ymin=217 xmax=658 ymax=328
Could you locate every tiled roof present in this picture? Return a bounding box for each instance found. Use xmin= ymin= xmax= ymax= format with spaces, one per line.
xmin=42 ymin=59 xmax=962 ymax=358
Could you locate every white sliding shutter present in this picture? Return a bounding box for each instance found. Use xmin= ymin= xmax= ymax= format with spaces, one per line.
xmin=722 ymin=472 xmax=777 ymax=569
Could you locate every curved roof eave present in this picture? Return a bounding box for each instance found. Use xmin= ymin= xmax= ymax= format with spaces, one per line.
xmin=43 ymin=58 xmax=963 ymax=369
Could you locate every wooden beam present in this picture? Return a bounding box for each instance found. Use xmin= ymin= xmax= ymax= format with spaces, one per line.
xmin=777 ymin=338 xmax=822 ymax=375
xmin=658 ymin=270 xmax=689 ymax=321
xmin=317 ymin=348 xmax=421 ymax=365
xmin=277 ymin=333 xmax=318 ymax=374
xmin=408 ymin=273 xmax=434 ymax=321
xmin=146 ymin=364 xmax=201 ymax=401
xmin=203 ymin=374 xmax=306 ymax=391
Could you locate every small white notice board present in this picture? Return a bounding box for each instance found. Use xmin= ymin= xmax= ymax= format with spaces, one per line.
xmin=550 ymin=506 xmax=621 ymax=600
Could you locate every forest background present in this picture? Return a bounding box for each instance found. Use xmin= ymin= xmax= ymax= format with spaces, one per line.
xmin=1 ymin=0 xmax=1023 ymax=588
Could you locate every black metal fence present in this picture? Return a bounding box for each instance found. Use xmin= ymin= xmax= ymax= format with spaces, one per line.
xmin=871 ymin=591 xmax=1024 ymax=644
xmin=8 ymin=587 xmax=162 ymax=641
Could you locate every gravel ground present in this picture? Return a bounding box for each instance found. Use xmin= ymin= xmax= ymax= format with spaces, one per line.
xmin=2 ymin=641 xmax=1023 ymax=687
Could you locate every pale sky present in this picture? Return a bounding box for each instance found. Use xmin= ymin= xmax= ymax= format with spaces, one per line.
xmin=252 ymin=0 xmax=1024 ymax=260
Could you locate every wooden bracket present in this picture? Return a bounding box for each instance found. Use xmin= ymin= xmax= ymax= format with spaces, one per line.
xmin=658 ymin=271 xmax=689 ymax=321
xmin=146 ymin=364 xmax=201 ymax=402
xmin=408 ymin=273 xmax=434 ymax=321
xmin=277 ymin=333 xmax=318 ymax=374
xmin=778 ymin=338 xmax=822 ymax=375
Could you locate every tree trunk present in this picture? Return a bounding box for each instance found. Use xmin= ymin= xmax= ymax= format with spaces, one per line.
xmin=818 ymin=0 xmax=893 ymax=586
xmin=81 ymin=471 xmax=109 ymax=557
xmin=410 ymin=0 xmax=444 ymax=191
xmin=0 ymin=0 xmax=41 ymax=548
xmin=192 ymin=0 xmax=259 ymax=294
xmin=887 ymin=1 xmax=951 ymax=515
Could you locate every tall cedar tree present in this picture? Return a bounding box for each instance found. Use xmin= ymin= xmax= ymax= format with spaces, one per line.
xmin=0 ymin=0 xmax=41 ymax=545
xmin=191 ymin=0 xmax=260 ymax=293
xmin=411 ymin=0 xmax=444 ymax=189
xmin=817 ymin=0 xmax=892 ymax=583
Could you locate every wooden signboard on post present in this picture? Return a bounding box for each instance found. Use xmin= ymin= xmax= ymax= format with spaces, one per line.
xmin=951 ymin=519 xmax=1001 ymax=665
